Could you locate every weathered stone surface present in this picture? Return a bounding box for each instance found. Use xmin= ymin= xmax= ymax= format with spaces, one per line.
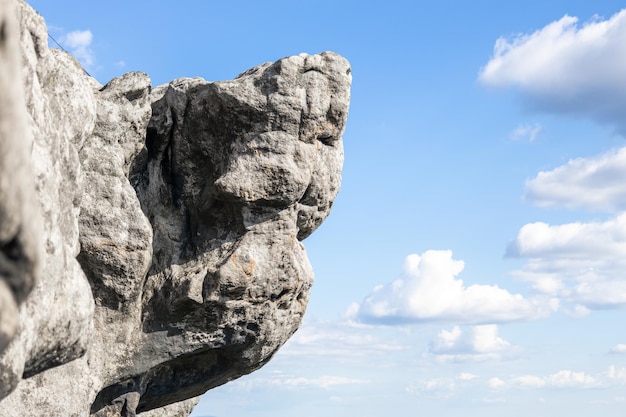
xmin=0 ymin=1 xmax=95 ymax=398
xmin=87 ymin=49 xmax=349 ymax=417
xmin=0 ymin=0 xmax=40 ymax=396
xmin=141 ymin=398 xmax=200 ymax=417
xmin=0 ymin=1 xmax=350 ymax=416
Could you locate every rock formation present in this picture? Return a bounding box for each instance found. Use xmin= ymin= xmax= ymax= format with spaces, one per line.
xmin=0 ymin=1 xmax=351 ymax=416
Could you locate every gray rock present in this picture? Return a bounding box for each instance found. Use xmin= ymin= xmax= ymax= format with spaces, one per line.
xmin=140 ymin=398 xmax=200 ymax=417
xmin=0 ymin=0 xmax=40 ymax=396
xmin=89 ymin=49 xmax=350 ymax=417
xmin=0 ymin=1 xmax=350 ymax=416
xmin=0 ymin=0 xmax=95 ymax=394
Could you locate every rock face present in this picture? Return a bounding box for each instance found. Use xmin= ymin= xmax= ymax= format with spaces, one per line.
xmin=0 ymin=0 xmax=41 ymax=394
xmin=0 ymin=1 xmax=351 ymax=416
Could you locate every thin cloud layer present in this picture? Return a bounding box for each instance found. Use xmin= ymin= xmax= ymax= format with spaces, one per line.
xmin=490 ymin=369 xmax=602 ymax=390
xmin=230 ymin=373 xmax=370 ymax=392
xmin=508 ymin=215 xmax=626 ymax=308
xmin=479 ymin=9 xmax=626 ymax=134
xmin=407 ymin=377 xmax=457 ymax=398
xmin=411 ymin=365 xmax=626 ymax=400
xmin=610 ymin=344 xmax=626 ymax=354
xmin=278 ymin=319 xmax=407 ymax=364
xmin=526 ymin=146 xmax=626 ymax=212
xmin=352 ymin=250 xmax=556 ymax=325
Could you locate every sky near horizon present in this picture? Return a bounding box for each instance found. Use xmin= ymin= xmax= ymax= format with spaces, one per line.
xmin=27 ymin=1 xmax=626 ymax=416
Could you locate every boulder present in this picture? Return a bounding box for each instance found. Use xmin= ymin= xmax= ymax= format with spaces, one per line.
xmin=0 ymin=1 xmax=351 ymax=416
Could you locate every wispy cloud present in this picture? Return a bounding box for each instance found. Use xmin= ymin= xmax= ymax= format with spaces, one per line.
xmin=277 ymin=319 xmax=408 ymax=365
xmin=525 ymin=146 xmax=626 ymax=212
xmin=407 ymin=377 xmax=457 ymax=398
xmin=479 ymin=9 xmax=626 ymax=135
xmin=350 ymin=250 xmax=557 ymax=325
xmin=407 ymin=373 xmax=480 ymax=398
xmin=489 ymin=369 xmax=599 ymax=390
xmin=61 ymin=29 xmax=95 ymax=69
xmin=510 ymin=123 xmax=542 ymax=142
xmin=563 ymin=304 xmax=591 ymax=318
xmin=230 ymin=373 xmax=370 ymax=392
xmin=404 ymin=365 xmax=626 ymax=404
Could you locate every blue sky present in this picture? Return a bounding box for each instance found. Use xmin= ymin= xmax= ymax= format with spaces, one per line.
xmin=28 ymin=1 xmax=626 ymax=416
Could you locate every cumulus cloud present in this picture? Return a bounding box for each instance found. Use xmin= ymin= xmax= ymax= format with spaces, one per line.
xmin=507 ymin=216 xmax=626 ymax=258
xmin=510 ymin=123 xmax=543 ymax=142
xmin=479 ymin=10 xmax=626 ymax=134
xmin=525 ymin=147 xmax=626 ymax=212
xmin=61 ymin=29 xmax=95 ymax=69
xmin=430 ymin=325 xmax=514 ymax=362
xmin=507 ymin=214 xmax=626 ymax=309
xmin=351 ymin=250 xmax=556 ymax=324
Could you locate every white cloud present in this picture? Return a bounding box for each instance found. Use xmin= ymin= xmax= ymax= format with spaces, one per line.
xmin=507 ymin=216 xmax=626 ymax=258
xmin=430 ymin=325 xmax=514 ymax=362
xmin=407 ymin=377 xmax=456 ymax=398
xmin=63 ymin=29 xmax=92 ymax=49
xmin=526 ymin=147 xmax=626 ymax=212
xmin=547 ymin=370 xmax=597 ymax=388
xmin=281 ymin=375 xmax=370 ymax=389
xmin=482 ymin=397 xmax=507 ymax=404
xmin=352 ymin=250 xmax=556 ymax=324
xmin=564 ymin=304 xmax=591 ymax=318
xmin=507 ymin=214 xmax=626 ymax=309
xmin=511 ymin=375 xmax=546 ymax=389
xmin=230 ymin=373 xmax=369 ymax=392
xmin=61 ymin=29 xmax=95 ymax=69
xmin=606 ymin=365 xmax=626 ymax=382
xmin=408 ymin=373 xmax=480 ymax=398
xmin=488 ymin=369 xmax=599 ymax=392
xmin=609 ymin=344 xmax=626 ymax=354
xmin=479 ymin=9 xmax=626 ymax=134
xmin=458 ymin=372 xmax=479 ymax=381
xmin=488 ymin=377 xmax=506 ymax=390
xmin=510 ymin=123 xmax=542 ymax=142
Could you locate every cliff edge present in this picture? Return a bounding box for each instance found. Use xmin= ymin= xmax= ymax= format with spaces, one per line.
xmin=0 ymin=1 xmax=351 ymax=416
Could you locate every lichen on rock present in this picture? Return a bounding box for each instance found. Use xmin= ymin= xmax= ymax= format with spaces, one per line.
xmin=0 ymin=0 xmax=351 ymax=416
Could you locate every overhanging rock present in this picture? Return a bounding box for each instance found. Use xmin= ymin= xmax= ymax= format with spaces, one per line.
xmin=0 ymin=1 xmax=351 ymax=416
